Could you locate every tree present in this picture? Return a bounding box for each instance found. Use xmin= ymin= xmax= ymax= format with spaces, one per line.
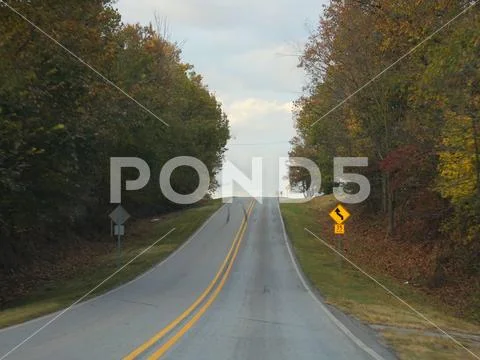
xmin=0 ymin=1 xmax=230 ymax=270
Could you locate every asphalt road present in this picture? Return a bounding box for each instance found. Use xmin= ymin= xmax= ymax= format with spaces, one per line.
xmin=0 ymin=198 xmax=395 ymax=360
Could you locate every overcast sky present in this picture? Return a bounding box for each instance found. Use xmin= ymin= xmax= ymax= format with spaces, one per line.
xmin=116 ymin=0 xmax=328 ymax=197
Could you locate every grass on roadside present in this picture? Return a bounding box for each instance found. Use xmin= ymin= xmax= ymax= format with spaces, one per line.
xmin=280 ymin=195 xmax=480 ymax=360
xmin=0 ymin=199 xmax=223 ymax=329
xmin=382 ymin=330 xmax=478 ymax=360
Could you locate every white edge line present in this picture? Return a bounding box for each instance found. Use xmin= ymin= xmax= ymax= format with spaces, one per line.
xmin=275 ymin=200 xmax=385 ymax=360
xmin=0 ymin=203 xmax=227 ymax=334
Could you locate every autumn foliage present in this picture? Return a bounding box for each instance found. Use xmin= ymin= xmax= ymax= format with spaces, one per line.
xmin=291 ymin=0 xmax=480 ymax=279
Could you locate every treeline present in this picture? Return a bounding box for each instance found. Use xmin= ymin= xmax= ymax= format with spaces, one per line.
xmin=0 ymin=1 xmax=229 ymax=270
xmin=291 ymin=1 xmax=479 ymax=275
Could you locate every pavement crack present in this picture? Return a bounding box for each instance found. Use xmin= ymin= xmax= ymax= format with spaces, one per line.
xmin=240 ymin=316 xmax=287 ymax=326
xmin=118 ymin=298 xmax=158 ymax=308
xmin=237 ymin=316 xmax=316 ymax=332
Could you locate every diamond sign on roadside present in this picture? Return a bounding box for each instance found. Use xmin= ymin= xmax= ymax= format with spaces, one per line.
xmin=109 ymin=205 xmax=130 ymax=225
xmin=329 ymin=204 xmax=350 ymax=224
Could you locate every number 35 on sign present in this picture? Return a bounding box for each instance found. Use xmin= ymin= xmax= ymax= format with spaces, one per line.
xmin=334 ymin=224 xmax=345 ymax=234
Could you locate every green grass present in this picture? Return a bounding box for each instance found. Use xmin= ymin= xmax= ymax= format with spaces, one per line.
xmin=280 ymin=196 xmax=480 ymax=360
xmin=0 ymin=199 xmax=223 ymax=329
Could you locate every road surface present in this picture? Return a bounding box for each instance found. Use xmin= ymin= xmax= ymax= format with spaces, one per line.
xmin=0 ymin=198 xmax=395 ymax=360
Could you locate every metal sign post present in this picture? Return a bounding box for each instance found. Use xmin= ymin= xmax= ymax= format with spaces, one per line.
xmin=109 ymin=205 xmax=130 ymax=268
xmin=329 ymin=204 xmax=351 ymax=268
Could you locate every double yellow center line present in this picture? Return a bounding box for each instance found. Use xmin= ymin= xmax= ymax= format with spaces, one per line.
xmin=123 ymin=199 xmax=256 ymax=360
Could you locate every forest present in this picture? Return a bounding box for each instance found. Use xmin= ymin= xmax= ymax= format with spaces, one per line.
xmin=290 ymin=0 xmax=479 ymax=281
xmin=0 ymin=1 xmax=230 ymax=271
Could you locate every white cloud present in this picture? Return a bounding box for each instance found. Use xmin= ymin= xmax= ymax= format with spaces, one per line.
xmin=226 ymin=98 xmax=292 ymax=126
xmin=218 ymin=97 xmax=295 ymax=196
xmin=115 ymin=0 xmax=329 ymax=196
xmin=221 ymin=44 xmax=304 ymax=95
xmin=116 ymin=0 xmax=323 ymax=33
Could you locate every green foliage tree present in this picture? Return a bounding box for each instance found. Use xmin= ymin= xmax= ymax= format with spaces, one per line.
xmin=0 ymin=1 xmax=229 ymax=270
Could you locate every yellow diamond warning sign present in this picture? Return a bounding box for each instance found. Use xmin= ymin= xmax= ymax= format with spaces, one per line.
xmin=329 ymin=204 xmax=351 ymax=224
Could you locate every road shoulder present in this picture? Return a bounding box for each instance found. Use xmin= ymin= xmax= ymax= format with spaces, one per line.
xmin=276 ymin=200 xmax=396 ymax=360
xmin=0 ymin=200 xmax=225 ymax=330
xmin=279 ymin=196 xmax=480 ymax=360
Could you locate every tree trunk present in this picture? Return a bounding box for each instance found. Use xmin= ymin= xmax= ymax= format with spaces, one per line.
xmin=382 ymin=173 xmax=388 ymax=213
xmin=388 ymin=187 xmax=395 ymax=235
xmin=471 ymin=115 xmax=480 ymax=197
